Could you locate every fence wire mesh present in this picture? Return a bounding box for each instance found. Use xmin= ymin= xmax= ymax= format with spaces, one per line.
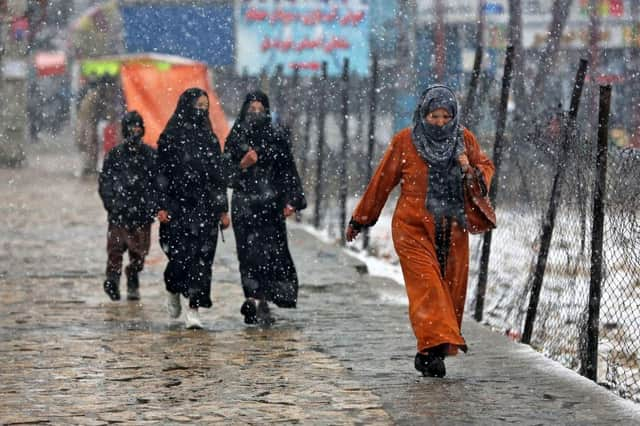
xmin=468 ymin=102 xmax=640 ymax=402
xmin=599 ymin=149 xmax=640 ymax=401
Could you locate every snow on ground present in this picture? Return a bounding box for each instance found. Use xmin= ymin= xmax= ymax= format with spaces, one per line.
xmin=297 ymin=220 xmax=407 ymax=306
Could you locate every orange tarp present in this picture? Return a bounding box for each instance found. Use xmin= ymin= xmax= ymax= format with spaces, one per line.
xmin=120 ymin=62 xmax=229 ymax=147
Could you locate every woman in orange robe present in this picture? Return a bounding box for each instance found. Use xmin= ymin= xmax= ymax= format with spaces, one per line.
xmin=346 ymin=85 xmax=494 ymax=377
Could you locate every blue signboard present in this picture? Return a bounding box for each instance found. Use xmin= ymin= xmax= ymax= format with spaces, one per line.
xmin=236 ymin=0 xmax=370 ymax=77
xmin=121 ymin=6 xmax=234 ymax=66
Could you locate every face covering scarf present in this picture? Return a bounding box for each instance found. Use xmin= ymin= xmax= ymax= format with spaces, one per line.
xmin=411 ymin=86 xmax=466 ymax=277
xmin=245 ymin=111 xmax=268 ymax=128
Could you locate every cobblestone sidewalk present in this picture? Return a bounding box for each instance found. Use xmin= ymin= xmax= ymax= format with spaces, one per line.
xmin=1 ymin=141 xmax=639 ymax=425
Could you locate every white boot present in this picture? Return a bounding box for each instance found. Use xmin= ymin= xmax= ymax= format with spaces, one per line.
xmin=185 ymin=307 xmax=203 ymax=329
xmin=167 ymin=292 xmax=181 ymax=319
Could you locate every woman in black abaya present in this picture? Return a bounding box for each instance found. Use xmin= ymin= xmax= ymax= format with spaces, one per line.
xmin=157 ymin=88 xmax=230 ymax=329
xmin=225 ymin=91 xmax=306 ymax=325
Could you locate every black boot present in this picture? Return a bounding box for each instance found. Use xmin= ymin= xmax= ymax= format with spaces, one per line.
xmin=126 ymin=273 xmax=140 ymax=301
xmin=103 ymin=275 xmax=120 ymax=301
xmin=257 ymin=300 xmax=275 ymax=326
xmin=414 ymin=352 xmax=446 ymax=378
xmin=241 ymin=299 xmax=258 ymax=324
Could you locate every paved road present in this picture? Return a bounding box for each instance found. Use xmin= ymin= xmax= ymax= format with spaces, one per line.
xmin=1 ymin=138 xmax=640 ymax=425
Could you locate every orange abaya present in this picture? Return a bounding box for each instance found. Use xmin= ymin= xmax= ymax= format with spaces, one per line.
xmin=351 ymin=127 xmax=495 ymax=355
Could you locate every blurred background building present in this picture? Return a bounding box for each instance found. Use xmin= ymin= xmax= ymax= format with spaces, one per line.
xmin=1 ymin=0 xmax=639 ymax=160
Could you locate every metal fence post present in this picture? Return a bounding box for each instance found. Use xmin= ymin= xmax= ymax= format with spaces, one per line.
xmin=362 ymin=54 xmax=378 ymax=251
xmin=313 ymin=62 xmax=328 ymax=229
xmin=462 ymin=44 xmax=483 ymax=127
xmin=289 ymin=67 xmax=300 ymax=144
xmin=581 ymin=84 xmax=611 ymax=381
xmin=473 ymin=45 xmax=514 ymax=322
xmin=300 ymin=76 xmax=315 ymax=189
xmin=339 ymin=58 xmax=350 ymax=245
xmin=521 ymin=59 xmax=589 ymax=343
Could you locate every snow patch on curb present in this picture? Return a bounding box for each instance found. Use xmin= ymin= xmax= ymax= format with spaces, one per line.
xmin=296 ymin=223 xmax=407 ymax=305
xmin=342 ymin=248 xmax=404 ymax=286
xmin=297 ymin=223 xmax=403 ymax=285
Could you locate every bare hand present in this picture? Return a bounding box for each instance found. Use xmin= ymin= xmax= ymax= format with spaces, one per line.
xmin=283 ymin=204 xmax=295 ymax=217
xmin=346 ymin=225 xmax=360 ymax=242
xmin=240 ymin=149 xmax=258 ymax=169
xmin=158 ymin=210 xmax=171 ymax=223
xmin=219 ymin=212 xmax=230 ymax=229
xmin=458 ymin=152 xmax=470 ymax=174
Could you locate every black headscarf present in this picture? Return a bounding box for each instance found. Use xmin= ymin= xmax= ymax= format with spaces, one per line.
xmin=230 ymin=90 xmax=277 ymax=153
xmin=412 ymin=85 xmax=466 ymax=227
xmin=121 ymin=110 xmax=145 ymax=140
xmin=238 ymin=90 xmax=271 ymax=124
xmin=163 ymin=87 xmax=214 ymax=135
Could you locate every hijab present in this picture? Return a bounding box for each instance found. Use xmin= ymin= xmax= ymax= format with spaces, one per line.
xmin=412 ymin=85 xmax=466 ymax=227
xmin=162 ymin=88 xmax=215 ymax=137
xmin=121 ymin=110 xmax=145 ymax=143
xmin=231 ymin=90 xmax=277 ymax=153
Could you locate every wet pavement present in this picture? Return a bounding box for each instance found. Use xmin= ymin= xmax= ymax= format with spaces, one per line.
xmin=2 ymin=137 xmax=640 ymax=425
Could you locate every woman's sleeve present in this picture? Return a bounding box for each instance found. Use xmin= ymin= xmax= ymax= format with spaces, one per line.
xmin=222 ymin=123 xmax=246 ymax=187
xmin=148 ymin=148 xmax=160 ymax=213
xmin=275 ymin=133 xmax=307 ymax=211
xmin=208 ymin=136 xmax=230 ymax=213
xmin=350 ymin=133 xmax=404 ymax=229
xmin=156 ymin=136 xmax=176 ymax=214
xmin=98 ymin=152 xmax=117 ymax=212
xmin=464 ymin=128 xmax=495 ymax=191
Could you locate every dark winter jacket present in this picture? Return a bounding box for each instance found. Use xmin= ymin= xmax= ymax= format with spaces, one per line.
xmin=225 ymin=91 xmax=306 ymax=211
xmin=157 ymin=88 xmax=229 ymax=218
xmin=98 ymin=139 xmax=158 ymax=228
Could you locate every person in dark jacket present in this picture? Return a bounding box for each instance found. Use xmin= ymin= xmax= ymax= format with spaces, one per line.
xmin=98 ymin=111 xmax=157 ymax=301
xmin=225 ymin=90 xmax=306 ymax=325
xmin=157 ymin=88 xmax=230 ymax=329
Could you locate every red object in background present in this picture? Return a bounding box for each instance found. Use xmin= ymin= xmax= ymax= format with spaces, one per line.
xmin=103 ymin=121 xmax=120 ymax=154
xmin=595 ymin=74 xmax=624 ymax=85
xmin=270 ymin=9 xmax=297 ymax=24
xmin=245 ymin=8 xmax=268 ymax=22
xmin=610 ymin=0 xmax=624 ymax=17
xmin=34 ymin=51 xmax=66 ymax=77
xmin=340 ymin=10 xmax=365 ymax=26
xmin=288 ymin=62 xmax=320 ymax=71
xmin=323 ymin=37 xmax=350 ymax=52
xmin=10 ymin=16 xmax=29 ymax=41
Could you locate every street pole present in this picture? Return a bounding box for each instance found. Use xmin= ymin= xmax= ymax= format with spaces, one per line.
xmin=474 ymin=45 xmax=515 ymax=322
xmin=586 ymin=0 xmax=601 ymax=136
xmin=434 ymin=0 xmax=446 ymax=82
xmin=362 ymin=54 xmax=378 ymax=251
xmin=394 ymin=0 xmax=417 ymax=131
xmin=508 ymin=0 xmax=525 ymax=116
xmin=582 ymin=85 xmax=611 ymax=382
xmin=338 ymin=58 xmax=350 ymax=246
xmin=0 ymin=1 xmax=28 ymax=167
xmin=313 ymin=62 xmax=328 ymax=229
xmin=521 ymin=59 xmax=589 ymax=344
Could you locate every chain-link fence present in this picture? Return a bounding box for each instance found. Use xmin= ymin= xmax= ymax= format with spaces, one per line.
xmin=467 ymin=81 xmax=640 ymax=403
xmin=599 ymin=148 xmax=640 ymax=400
